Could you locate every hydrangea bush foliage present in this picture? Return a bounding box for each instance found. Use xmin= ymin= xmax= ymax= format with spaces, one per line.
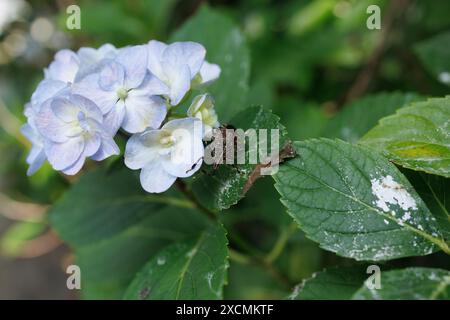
xmin=21 ymin=6 xmax=450 ymax=300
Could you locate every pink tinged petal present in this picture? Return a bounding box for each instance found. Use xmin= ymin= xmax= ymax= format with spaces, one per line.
xmin=122 ymin=95 xmax=166 ymax=134
xmin=98 ymin=61 xmax=125 ymax=91
xmin=45 ymin=137 xmax=84 ymax=171
xmin=35 ymin=99 xmax=70 ymax=143
xmin=147 ymin=40 xmax=168 ymax=81
xmin=91 ymin=135 xmax=120 ymax=161
xmin=103 ymin=100 xmax=126 ymax=135
xmin=72 ymin=73 xmax=118 ymax=114
xmin=198 ymin=61 xmax=221 ymax=85
xmin=124 ymin=130 xmax=161 ymax=170
xmin=139 ymin=162 xmax=177 ymax=193
xmin=31 ymin=79 xmax=69 ymax=111
xmin=61 ymin=154 xmax=86 ymax=175
xmin=162 ymin=62 xmax=191 ymax=106
xmin=163 ymin=42 xmax=206 ymax=78
xmin=44 ymin=49 xmax=79 ymax=83
xmin=117 ymin=45 xmax=148 ymax=88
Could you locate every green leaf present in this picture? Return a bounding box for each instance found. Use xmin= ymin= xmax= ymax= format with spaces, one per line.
xmin=49 ymin=167 xmax=209 ymax=299
xmin=415 ymin=31 xmax=450 ymax=86
xmin=360 ymin=96 xmax=450 ymax=178
xmin=170 ymin=5 xmax=250 ymax=122
xmin=289 ymin=266 xmax=368 ymax=300
xmin=325 ymin=92 xmax=423 ymax=142
xmin=274 ymin=138 xmax=448 ymax=261
xmin=353 ymin=267 xmax=450 ymax=300
xmin=404 ymin=170 xmax=450 ymax=242
xmin=123 ymin=224 xmax=229 ymax=300
xmin=191 ymin=106 xmax=287 ymax=211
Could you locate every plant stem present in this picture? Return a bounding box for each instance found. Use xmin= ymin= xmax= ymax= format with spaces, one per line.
xmin=175 ymin=179 xmax=217 ymax=221
xmin=264 ymin=222 xmax=297 ymax=264
xmin=229 ymin=248 xmax=293 ymax=289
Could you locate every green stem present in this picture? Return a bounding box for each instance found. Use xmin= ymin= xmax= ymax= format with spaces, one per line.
xmin=175 ymin=180 xmax=217 ymax=221
xmin=229 ymin=248 xmax=292 ymax=289
xmin=264 ymin=222 xmax=297 ymax=264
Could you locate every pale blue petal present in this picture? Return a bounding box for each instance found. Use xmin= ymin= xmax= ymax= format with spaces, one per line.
xmin=198 ymin=61 xmax=221 ymax=85
xmin=26 ymin=149 xmax=46 ymax=176
xmin=45 ymin=137 xmax=84 ymax=171
xmin=103 ymin=100 xmax=126 ymax=135
xmin=61 ymin=154 xmax=86 ymax=175
xmin=35 ymin=99 xmax=71 ymax=143
xmin=162 ymin=62 xmax=191 ymax=106
xmin=72 ymin=73 xmax=118 ymax=114
xmin=98 ymin=61 xmax=125 ymax=91
xmin=147 ymin=40 xmax=167 ymax=81
xmin=91 ymin=135 xmax=120 ymax=161
xmin=44 ymin=49 xmax=79 ymax=83
xmin=83 ymin=132 xmax=101 ymax=157
xmin=117 ymin=45 xmax=148 ymax=88
xmin=140 ymin=161 xmax=177 ymax=193
xmin=136 ymin=72 xmax=170 ymax=96
xmin=122 ymin=95 xmax=166 ymax=133
xmin=161 ymin=118 xmax=204 ymax=177
xmin=76 ymin=44 xmax=118 ymax=80
xmin=70 ymin=94 xmax=104 ymax=124
xmin=163 ymin=42 xmax=206 ymax=78
xmin=31 ymin=79 xmax=68 ymax=111
xmin=51 ymin=97 xmax=79 ymax=123
xmin=161 ymin=136 xmax=204 ymax=178
xmin=124 ymin=130 xmax=160 ymax=170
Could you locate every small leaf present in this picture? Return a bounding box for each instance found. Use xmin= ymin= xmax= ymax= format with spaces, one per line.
xmin=190 ymin=106 xmax=287 ymax=211
xmin=274 ymin=138 xmax=447 ymax=261
xmin=353 ymin=267 xmax=450 ymax=300
xmin=170 ymin=5 xmax=250 ymax=122
xmin=360 ymin=96 xmax=450 ymax=178
xmin=325 ymin=92 xmax=423 ymax=142
xmin=289 ymin=266 xmax=368 ymax=300
xmin=415 ymin=31 xmax=450 ymax=86
xmin=124 ymin=224 xmax=229 ymax=300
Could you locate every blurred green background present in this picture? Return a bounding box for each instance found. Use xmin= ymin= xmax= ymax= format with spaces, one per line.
xmin=0 ymin=0 xmax=449 ymax=299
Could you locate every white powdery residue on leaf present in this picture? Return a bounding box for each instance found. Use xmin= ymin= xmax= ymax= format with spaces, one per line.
xmin=157 ymin=256 xmax=166 ymax=266
xmin=370 ymin=175 xmax=417 ymax=213
xmin=438 ymin=71 xmax=450 ymax=84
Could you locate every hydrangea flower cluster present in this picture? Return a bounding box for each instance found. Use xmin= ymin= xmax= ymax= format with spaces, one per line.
xmin=22 ymin=41 xmax=221 ymax=193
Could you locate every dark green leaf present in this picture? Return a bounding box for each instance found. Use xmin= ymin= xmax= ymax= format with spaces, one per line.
xmin=49 ymin=167 xmax=209 ymax=299
xmin=274 ymin=138 xmax=448 ymax=261
xmin=361 ymin=96 xmax=450 ymax=178
xmin=353 ymin=267 xmax=450 ymax=300
xmin=123 ymin=224 xmax=228 ymax=300
xmin=325 ymin=92 xmax=423 ymax=142
xmin=289 ymin=266 xmax=367 ymax=300
xmin=415 ymin=31 xmax=450 ymax=86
